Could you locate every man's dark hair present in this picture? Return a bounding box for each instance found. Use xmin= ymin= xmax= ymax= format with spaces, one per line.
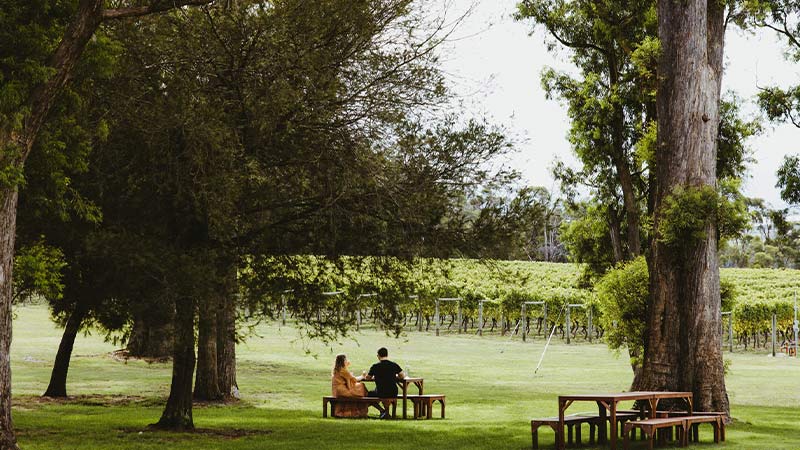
xmin=377 ymin=347 xmax=388 ymax=358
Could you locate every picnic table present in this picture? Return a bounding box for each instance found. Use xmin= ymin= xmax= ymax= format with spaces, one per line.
xmin=362 ymin=377 xmax=424 ymax=419
xmin=557 ymin=391 xmax=693 ymax=450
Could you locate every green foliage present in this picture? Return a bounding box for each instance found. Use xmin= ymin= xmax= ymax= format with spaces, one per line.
xmin=595 ymin=257 xmax=647 ymax=366
xmin=12 ymin=241 xmax=66 ymax=303
xmin=657 ymin=181 xmax=749 ymax=247
xmin=776 ymin=154 xmax=800 ymax=204
xmin=559 ymin=202 xmax=617 ymax=283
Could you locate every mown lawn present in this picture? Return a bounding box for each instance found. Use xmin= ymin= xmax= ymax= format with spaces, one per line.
xmin=10 ymin=304 xmax=800 ymax=449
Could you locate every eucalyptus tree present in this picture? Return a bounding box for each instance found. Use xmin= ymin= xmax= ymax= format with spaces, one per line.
xmin=642 ymin=0 xmax=735 ymax=414
xmin=516 ymin=0 xmax=657 ymax=263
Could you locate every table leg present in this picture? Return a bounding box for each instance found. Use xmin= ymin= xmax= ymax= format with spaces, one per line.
xmin=610 ymin=401 xmax=618 ymax=450
xmin=558 ymin=399 xmax=566 ymax=450
xmin=597 ymin=401 xmax=608 ymax=443
xmin=402 ymin=382 xmax=408 ymax=419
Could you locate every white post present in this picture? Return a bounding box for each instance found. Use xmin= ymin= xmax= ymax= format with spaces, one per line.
xmin=457 ymin=300 xmax=462 ymax=334
xmin=478 ymin=301 xmax=484 ymax=336
xmin=566 ymin=305 xmax=571 ymax=345
xmin=521 ymin=303 xmax=527 ymax=342
xmin=543 ymin=303 xmax=548 ymax=337
xmin=588 ymin=307 xmax=593 ymax=343
xmin=794 ymin=291 xmax=798 ymax=358
xmin=772 ymin=313 xmax=777 ymax=357
xmin=435 ymin=299 xmax=440 ymax=336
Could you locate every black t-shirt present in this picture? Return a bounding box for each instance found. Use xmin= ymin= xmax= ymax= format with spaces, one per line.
xmin=368 ymin=359 xmax=403 ymax=397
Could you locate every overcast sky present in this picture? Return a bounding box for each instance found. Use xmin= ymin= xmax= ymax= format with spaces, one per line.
xmin=436 ymin=0 xmax=800 ymax=209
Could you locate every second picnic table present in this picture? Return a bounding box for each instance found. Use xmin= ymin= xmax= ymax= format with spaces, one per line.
xmin=557 ymin=391 xmax=693 ymax=450
xmin=362 ymin=377 xmax=424 ymax=419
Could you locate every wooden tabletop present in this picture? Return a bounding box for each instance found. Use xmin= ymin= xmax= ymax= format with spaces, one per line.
xmin=558 ymin=391 xmax=692 ymax=401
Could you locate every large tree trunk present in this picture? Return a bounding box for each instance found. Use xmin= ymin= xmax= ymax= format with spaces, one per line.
xmin=152 ymin=297 xmax=196 ymax=430
xmin=193 ymin=295 xmax=222 ymax=401
xmin=217 ymin=286 xmax=238 ymax=400
xmin=641 ymin=0 xmax=729 ymax=415
xmin=0 ymin=188 xmax=20 ymax=449
xmin=43 ymin=306 xmax=86 ymax=398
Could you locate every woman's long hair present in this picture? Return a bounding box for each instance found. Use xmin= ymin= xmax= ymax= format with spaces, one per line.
xmin=333 ymin=354 xmax=347 ymax=375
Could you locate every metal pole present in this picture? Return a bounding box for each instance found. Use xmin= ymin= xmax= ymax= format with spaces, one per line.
xmin=478 ymin=301 xmax=484 ymax=336
xmin=566 ymin=305 xmax=571 ymax=345
xmin=435 ymin=299 xmax=440 ymax=336
xmin=356 ymin=307 xmax=361 ymax=331
xmin=521 ymin=303 xmax=527 ymax=342
xmin=588 ymin=307 xmax=593 ymax=343
xmin=500 ymin=310 xmax=505 ymax=336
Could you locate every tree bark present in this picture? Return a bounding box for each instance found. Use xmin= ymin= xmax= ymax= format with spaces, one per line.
xmin=194 ymin=295 xmax=222 ymax=401
xmin=43 ymin=307 xmax=86 ymax=398
xmin=642 ymin=0 xmax=729 ymax=415
xmin=217 ymin=286 xmax=238 ymax=399
xmin=152 ymin=297 xmax=196 ymax=430
xmin=127 ymin=309 xmax=174 ymax=359
xmin=0 ymin=188 xmax=20 ymax=449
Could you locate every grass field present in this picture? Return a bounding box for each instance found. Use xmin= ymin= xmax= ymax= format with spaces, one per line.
xmin=9 ymin=304 xmax=800 ymax=449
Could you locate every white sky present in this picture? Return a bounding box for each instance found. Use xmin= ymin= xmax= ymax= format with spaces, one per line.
xmin=436 ymin=0 xmax=800 ymax=209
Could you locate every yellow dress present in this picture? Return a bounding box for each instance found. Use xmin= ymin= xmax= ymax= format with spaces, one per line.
xmin=331 ymin=368 xmax=369 ymax=418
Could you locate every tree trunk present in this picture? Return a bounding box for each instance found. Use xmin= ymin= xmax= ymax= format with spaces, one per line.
xmin=0 ymin=187 xmax=20 ymax=450
xmin=43 ymin=306 xmax=86 ymax=398
xmin=608 ymin=207 xmax=624 ymax=263
xmin=217 ymin=287 xmax=238 ymax=400
xmin=641 ymin=0 xmax=729 ymax=415
xmin=127 ymin=309 xmax=174 ymax=358
xmin=194 ymin=295 xmax=222 ymax=401
xmin=152 ymin=297 xmax=196 ymax=430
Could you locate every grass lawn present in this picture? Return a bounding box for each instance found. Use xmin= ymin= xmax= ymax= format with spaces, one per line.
xmin=10 ymin=304 xmax=800 ymax=449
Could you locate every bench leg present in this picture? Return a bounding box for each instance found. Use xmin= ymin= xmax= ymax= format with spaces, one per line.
xmin=532 ymin=422 xmax=540 ymax=450
xmin=622 ymin=425 xmax=631 ymax=450
xmin=567 ymin=424 xmax=573 ymax=445
xmin=575 ymin=422 xmax=582 ymax=446
xmin=427 ymin=399 xmax=433 ymax=419
xmin=439 ymin=399 xmax=445 ymax=419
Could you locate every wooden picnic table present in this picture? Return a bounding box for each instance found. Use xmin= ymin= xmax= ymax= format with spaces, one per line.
xmin=557 ymin=391 xmax=693 ymax=450
xmin=362 ymin=377 xmax=423 ymax=419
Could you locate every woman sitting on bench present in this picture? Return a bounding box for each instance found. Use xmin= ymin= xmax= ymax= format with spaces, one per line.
xmin=331 ymin=353 xmax=376 ymax=418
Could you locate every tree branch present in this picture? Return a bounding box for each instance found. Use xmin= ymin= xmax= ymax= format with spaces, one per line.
xmin=102 ymin=0 xmax=215 ymax=21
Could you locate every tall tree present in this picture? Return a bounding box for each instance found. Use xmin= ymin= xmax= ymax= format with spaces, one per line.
xmin=641 ymin=0 xmax=729 ymax=414
xmin=0 ymin=1 xmax=214 ymax=446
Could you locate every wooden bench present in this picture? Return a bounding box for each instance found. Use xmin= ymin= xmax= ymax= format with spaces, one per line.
xmin=531 ymin=415 xmax=601 ymax=449
xmin=322 ymin=396 xmax=397 ymax=418
xmin=623 ymin=417 xmax=686 ymax=450
xmin=682 ymin=415 xmax=723 ymax=446
xmin=656 ymin=411 xmax=726 ymax=443
xmin=407 ymin=394 xmax=445 ymax=419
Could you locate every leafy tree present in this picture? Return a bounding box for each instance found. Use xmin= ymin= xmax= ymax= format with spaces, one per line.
xmin=0 ymin=2 xmax=215 ymax=445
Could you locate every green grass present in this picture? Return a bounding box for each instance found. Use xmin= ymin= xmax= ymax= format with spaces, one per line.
xmin=10 ymin=304 xmax=800 ymax=449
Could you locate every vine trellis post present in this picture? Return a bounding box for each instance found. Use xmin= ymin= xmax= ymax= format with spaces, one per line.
xmin=721 ymin=311 xmax=733 ymax=352
xmin=281 ymin=289 xmax=293 ymax=325
xmin=520 ymin=301 xmax=546 ymax=342
xmin=408 ymin=295 xmax=421 ymax=332
xmin=794 ymin=291 xmax=798 ymax=358
xmin=322 ymin=291 xmax=343 ymax=324
xmin=564 ymin=304 xmax=589 ymax=344
xmin=435 ymin=298 xmax=461 ymax=336
xmin=356 ymin=293 xmax=377 ymax=331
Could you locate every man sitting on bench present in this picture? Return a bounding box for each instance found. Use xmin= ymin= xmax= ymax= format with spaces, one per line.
xmin=363 ymin=347 xmax=405 ymax=420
